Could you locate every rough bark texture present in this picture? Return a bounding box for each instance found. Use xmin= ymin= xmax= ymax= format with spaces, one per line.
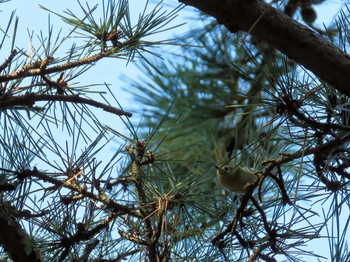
xmin=0 ymin=206 xmax=41 ymax=262
xmin=179 ymin=0 xmax=350 ymax=97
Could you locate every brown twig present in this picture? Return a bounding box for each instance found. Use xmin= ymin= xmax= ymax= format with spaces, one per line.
xmin=126 ymin=142 xmax=159 ymax=260
xmin=61 ymin=213 xmax=114 ymax=247
xmin=0 ymin=52 xmax=109 ymax=83
xmin=16 ymin=167 xmax=141 ymax=218
xmin=0 ymin=49 xmax=17 ymax=72
xmin=0 ymin=92 xmax=132 ymax=117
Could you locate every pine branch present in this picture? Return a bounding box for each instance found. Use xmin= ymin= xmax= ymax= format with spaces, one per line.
xmin=16 ymin=168 xmax=141 ymax=218
xmin=0 ymin=92 xmax=132 ymax=117
xmin=178 ymin=0 xmax=350 ymax=97
xmin=0 ymin=52 xmax=108 ymax=83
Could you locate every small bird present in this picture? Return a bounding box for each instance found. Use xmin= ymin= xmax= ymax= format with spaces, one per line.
xmin=215 ymin=165 xmax=260 ymax=193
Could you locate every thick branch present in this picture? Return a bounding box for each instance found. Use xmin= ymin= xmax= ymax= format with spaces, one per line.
xmin=179 ymin=0 xmax=350 ymax=97
xmin=0 ymin=205 xmax=42 ymax=262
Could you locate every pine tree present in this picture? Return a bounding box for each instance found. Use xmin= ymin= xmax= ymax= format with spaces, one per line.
xmin=126 ymin=0 xmax=350 ymax=261
xmin=0 ymin=1 xmax=183 ymax=261
xmin=1 ymin=0 xmax=350 ymax=261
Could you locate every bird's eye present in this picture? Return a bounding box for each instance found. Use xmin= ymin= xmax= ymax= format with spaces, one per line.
xmin=224 ymin=166 xmax=229 ymax=172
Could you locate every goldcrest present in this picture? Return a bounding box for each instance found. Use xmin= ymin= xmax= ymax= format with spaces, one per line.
xmin=215 ymin=165 xmax=260 ymax=193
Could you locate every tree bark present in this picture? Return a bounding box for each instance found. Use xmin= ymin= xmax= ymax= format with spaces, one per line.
xmin=179 ymin=0 xmax=350 ymax=97
xmin=0 ymin=206 xmax=41 ymax=261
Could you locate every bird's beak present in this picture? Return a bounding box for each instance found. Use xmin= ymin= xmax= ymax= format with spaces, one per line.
xmin=214 ymin=165 xmax=220 ymax=169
